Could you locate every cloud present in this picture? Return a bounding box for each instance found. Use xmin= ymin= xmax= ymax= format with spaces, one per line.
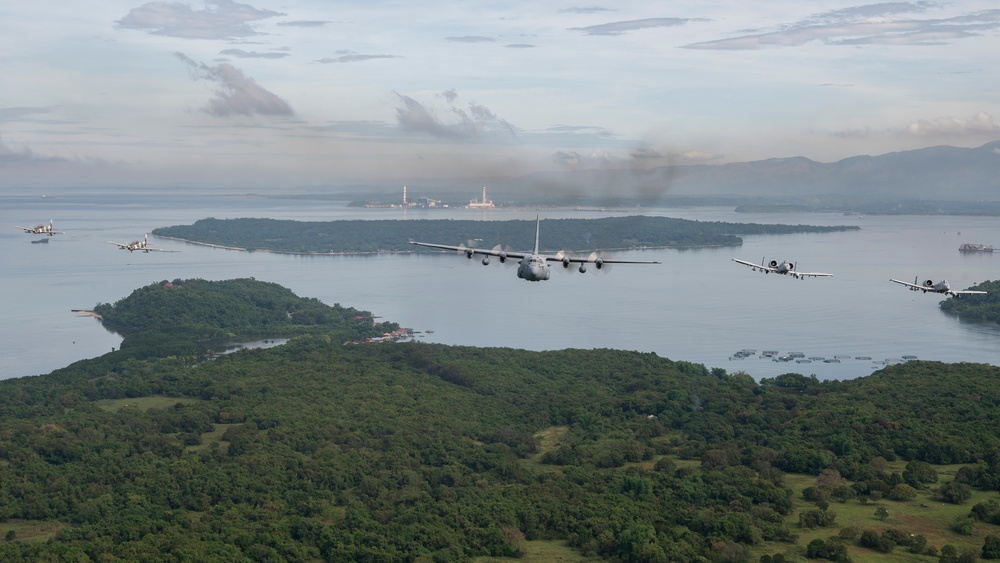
xmin=832 ymin=112 xmax=1000 ymax=139
xmin=905 ymin=112 xmax=999 ymax=136
xmin=569 ymin=17 xmax=706 ymax=36
xmin=684 ymin=3 xmax=1000 ymax=50
xmin=559 ymin=7 xmax=613 ymax=14
xmin=394 ymin=91 xmax=516 ymax=140
xmin=551 ymin=151 xmax=583 ymax=166
xmin=630 ymin=148 xmax=662 ymax=160
xmin=546 ymin=124 xmax=615 ymax=138
xmin=317 ymin=51 xmax=400 ymax=64
xmin=446 ymin=36 xmax=496 ymax=43
xmin=220 ymin=48 xmax=289 ymax=59
xmin=0 ymin=132 xmax=68 ymax=165
xmin=277 ymin=20 xmax=329 ymax=27
xmin=117 ymin=0 xmax=282 ymax=40
xmin=505 ymin=43 xmax=537 ymax=49
xmin=175 ymin=53 xmax=293 ymax=117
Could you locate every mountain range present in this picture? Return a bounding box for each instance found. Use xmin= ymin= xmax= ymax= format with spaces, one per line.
xmin=465 ymin=140 xmax=1000 ymax=203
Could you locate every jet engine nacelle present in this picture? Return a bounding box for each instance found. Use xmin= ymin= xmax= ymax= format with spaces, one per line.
xmin=562 ymin=257 xmax=571 ymax=269
xmin=787 ymin=263 xmax=795 ymax=270
xmin=768 ymin=260 xmax=778 ymax=268
xmin=924 ymin=279 xmax=935 ymax=287
xmin=465 ymin=249 xmax=475 ymax=259
xmin=498 ymin=253 xmax=506 ymax=263
xmin=595 ymin=258 xmax=604 ymax=270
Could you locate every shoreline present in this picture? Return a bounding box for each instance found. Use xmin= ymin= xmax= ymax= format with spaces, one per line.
xmin=153 ymin=234 xmax=733 ymax=256
xmin=72 ymin=310 xmax=102 ymax=319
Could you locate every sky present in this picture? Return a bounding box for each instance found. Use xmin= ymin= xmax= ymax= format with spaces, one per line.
xmin=1 ymin=0 xmax=999 ymax=189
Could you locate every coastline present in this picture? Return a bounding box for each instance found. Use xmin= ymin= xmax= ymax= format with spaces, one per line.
xmin=153 ymin=234 xmax=733 ymax=256
xmin=72 ymin=310 xmax=102 ymax=319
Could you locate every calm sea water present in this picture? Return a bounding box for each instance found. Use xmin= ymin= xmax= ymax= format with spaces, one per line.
xmin=3 ymin=188 xmax=1000 ymax=381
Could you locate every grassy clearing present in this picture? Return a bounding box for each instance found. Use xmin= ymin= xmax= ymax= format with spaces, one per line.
xmin=0 ymin=520 xmax=68 ymax=542
xmin=532 ymin=426 xmax=569 ymax=459
xmin=474 ymin=539 xmax=600 ymax=562
xmin=764 ymin=467 xmax=1000 ymax=561
xmin=186 ymin=423 xmax=237 ymax=453
xmin=522 ymin=426 xmax=569 ymax=474
xmin=94 ymin=395 xmax=200 ymax=412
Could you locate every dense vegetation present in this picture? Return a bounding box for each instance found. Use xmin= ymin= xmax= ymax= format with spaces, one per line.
xmin=940 ymin=279 xmax=1000 ymax=322
xmin=152 ymin=216 xmax=859 ymax=254
xmin=91 ymin=278 xmax=395 ymax=360
xmin=3 ymin=280 xmax=1000 ymax=561
xmin=734 ymin=198 xmax=1000 ymax=216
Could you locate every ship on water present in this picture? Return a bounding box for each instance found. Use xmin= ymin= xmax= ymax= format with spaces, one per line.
xmin=960 ymin=243 xmax=993 ymax=253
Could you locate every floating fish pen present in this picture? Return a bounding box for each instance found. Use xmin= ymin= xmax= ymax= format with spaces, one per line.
xmin=959 ymin=243 xmax=993 ymax=253
xmin=902 ymin=355 xmax=918 ymax=360
xmin=809 ymin=356 xmax=825 ymax=361
xmin=824 ymin=359 xmax=841 ymax=363
xmin=796 ymin=359 xmax=812 ymax=364
xmin=855 ymin=356 xmax=872 ymax=360
xmin=834 ymin=355 xmax=851 ymax=359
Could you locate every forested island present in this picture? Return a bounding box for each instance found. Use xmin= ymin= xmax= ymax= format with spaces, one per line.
xmin=3 ymin=279 xmax=1000 ymax=561
xmin=86 ymin=278 xmax=397 ymax=362
xmin=152 ymin=216 xmax=859 ymax=254
xmin=940 ymin=279 xmax=1000 ymax=323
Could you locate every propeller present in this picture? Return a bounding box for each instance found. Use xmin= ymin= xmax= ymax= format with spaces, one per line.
xmin=586 ymin=251 xmax=613 ymax=274
xmin=554 ymin=250 xmax=576 ymax=273
xmin=456 ymin=238 xmax=480 ymax=261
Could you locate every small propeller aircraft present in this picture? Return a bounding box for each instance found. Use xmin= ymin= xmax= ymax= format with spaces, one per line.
xmin=732 ymin=257 xmax=832 ymax=279
xmin=108 ymin=234 xmax=178 ymax=253
xmin=17 ymin=220 xmax=63 ymax=236
xmin=409 ymin=216 xmax=660 ymax=281
xmin=890 ymin=277 xmax=987 ymax=298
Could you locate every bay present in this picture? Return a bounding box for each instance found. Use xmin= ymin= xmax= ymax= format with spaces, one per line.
xmin=3 ymin=188 xmax=1000 ymax=381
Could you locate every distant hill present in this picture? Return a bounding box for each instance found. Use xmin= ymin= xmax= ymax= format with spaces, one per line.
xmin=401 ymin=140 xmax=1000 ymax=204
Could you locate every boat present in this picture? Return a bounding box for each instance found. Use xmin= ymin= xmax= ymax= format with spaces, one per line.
xmin=959 ymin=243 xmax=993 ymax=253
xmin=824 ymin=359 xmax=841 ymax=363
xmin=796 ymin=359 xmax=812 ymax=364
xmin=855 ymin=356 xmax=872 ymax=360
xmin=902 ymin=355 xmax=917 ymax=360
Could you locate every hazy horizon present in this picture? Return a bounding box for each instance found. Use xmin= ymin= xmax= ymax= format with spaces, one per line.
xmin=2 ymin=1 xmax=999 ymax=189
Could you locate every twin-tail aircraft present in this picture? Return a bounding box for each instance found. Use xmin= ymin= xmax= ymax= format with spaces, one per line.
xmin=409 ymin=216 xmax=660 ymax=282
xmin=890 ymin=277 xmax=987 ymax=298
xmin=108 ymin=234 xmax=177 ymax=253
xmin=17 ymin=220 xmax=63 ymax=236
xmin=732 ymin=257 xmax=832 ymax=279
